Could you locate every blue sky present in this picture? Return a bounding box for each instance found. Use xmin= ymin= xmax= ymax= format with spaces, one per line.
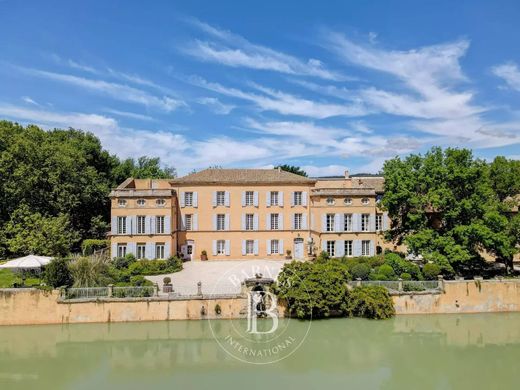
xmin=1 ymin=0 xmax=519 ymax=176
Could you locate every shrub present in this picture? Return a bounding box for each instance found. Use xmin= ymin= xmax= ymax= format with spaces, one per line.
xmin=367 ymin=256 xmax=385 ymax=268
xmin=163 ymin=276 xmax=172 ymax=285
xmin=112 ymin=254 xmax=137 ymax=270
xmin=316 ymin=251 xmax=330 ymax=262
xmin=423 ymin=263 xmax=441 ymax=280
xmin=403 ymin=282 xmax=426 ymax=292
xmin=81 ymin=239 xmax=110 ymax=256
xmin=384 ymin=253 xmax=422 ymax=280
xmin=127 ymin=259 xmax=181 ymax=276
xmin=351 ymin=263 xmax=371 ymax=280
xmin=43 ymin=258 xmax=73 ymax=288
xmin=369 ymin=273 xmax=388 ymax=281
xmin=400 ymin=272 xmax=412 ymax=281
xmin=378 ymin=264 xmax=396 ymax=279
xmin=166 ymin=256 xmax=183 ymax=272
xmin=69 ymin=255 xmax=111 ymax=287
xmin=129 ymin=275 xmax=153 ymax=286
xmin=346 ymin=285 xmax=395 ymax=319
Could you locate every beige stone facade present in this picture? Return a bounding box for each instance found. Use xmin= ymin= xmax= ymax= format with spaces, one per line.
xmin=109 ymin=168 xmax=389 ymax=261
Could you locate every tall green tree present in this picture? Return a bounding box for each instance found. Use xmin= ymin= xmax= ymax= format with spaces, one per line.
xmin=382 ymin=147 xmax=519 ymax=274
xmin=112 ymin=156 xmax=176 ymax=183
xmin=275 ymin=164 xmax=308 ymax=177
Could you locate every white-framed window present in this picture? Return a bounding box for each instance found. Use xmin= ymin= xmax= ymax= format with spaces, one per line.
xmin=326 ymin=197 xmax=335 ymax=205
xmin=326 ymin=214 xmax=335 ymax=232
xmin=136 ymin=243 xmax=146 ymax=259
xmin=117 ymin=199 xmax=127 ymax=207
xmin=216 ymin=191 xmax=225 ymax=206
xmin=326 ymin=241 xmax=335 ymax=257
xmin=156 ymin=199 xmax=166 ymax=207
xmin=344 ymin=240 xmax=353 ymax=257
xmin=376 ymin=214 xmax=383 ymax=231
xmin=270 ymin=191 xmax=279 ymax=206
xmin=361 ymin=240 xmax=370 ymax=256
xmin=271 ymin=239 xmax=280 ymax=254
xmin=185 ymin=214 xmax=193 ymax=231
xmin=245 ymin=191 xmax=254 ymax=206
xmin=216 ymin=240 xmax=226 ymax=255
xmin=216 ymin=214 xmax=226 ymax=231
xmin=361 ymin=214 xmax=370 ymax=232
xmin=117 ymin=243 xmax=127 ymax=257
xmin=137 ymin=199 xmax=146 ymax=207
xmin=184 ymin=192 xmax=193 ymax=207
xmin=137 ymin=216 xmax=146 ymax=234
xmin=361 ymin=197 xmax=370 ymax=205
xmin=246 ymin=240 xmax=254 ymax=255
xmin=294 ymin=213 xmax=302 ymax=230
xmin=156 ymin=216 xmax=165 ymax=234
xmin=117 ymin=216 xmax=126 ymax=234
xmin=270 ymin=213 xmax=279 ymax=230
xmin=344 ymin=197 xmax=352 ymax=205
xmin=344 ymin=214 xmax=352 ymax=232
xmin=245 ymin=214 xmax=254 ymax=230
xmin=293 ymin=191 xmax=302 ymax=206
xmin=155 ymin=243 xmax=165 ymax=259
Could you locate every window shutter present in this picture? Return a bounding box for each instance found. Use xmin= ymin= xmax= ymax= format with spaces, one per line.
xmin=266 ymin=192 xmax=271 ymax=207
xmin=165 ymin=216 xmax=171 ymax=234
xmin=334 ymin=213 xmax=341 ymax=232
xmin=291 ymin=192 xmax=295 ymax=207
xmin=241 ymin=240 xmax=246 ymax=255
xmin=266 ymin=240 xmax=271 ymax=255
xmin=225 ymin=240 xmax=230 ymax=256
xmin=180 ymin=192 xmax=185 ymax=208
xmin=302 ymin=213 xmax=308 ymax=229
xmin=241 ymin=191 xmax=246 ymax=206
xmin=352 ymin=214 xmax=359 ymax=232
xmin=193 ymin=214 xmax=198 ymax=231
xmin=225 ymin=214 xmax=230 ymax=230
xmin=253 ymin=191 xmax=259 ymax=207
xmin=165 ymin=242 xmax=171 ymax=258
xmin=302 ymin=191 xmax=308 ymax=206
xmin=150 ymin=216 xmax=155 ymax=234
xmin=369 ymin=240 xmax=375 ymax=256
xmin=321 ymin=240 xmax=327 ymax=251
xmin=322 ymin=214 xmax=327 ymax=232
xmin=253 ymin=240 xmax=259 ymax=255
xmin=253 ymin=214 xmax=259 ymax=230
xmin=266 ymin=213 xmax=271 ymax=230
xmin=212 ymin=191 xmax=217 ymax=207
xmin=212 ymin=214 xmax=217 ymax=231
xmin=225 ymin=191 xmax=230 ymax=207
xmin=193 ymin=192 xmax=198 ymax=208
xmin=383 ymin=212 xmax=389 ymax=230
xmin=111 ymin=216 xmax=117 ymax=235
xmin=291 ymin=214 xmax=295 ymax=230
xmin=279 ymin=239 xmax=284 ymax=254
xmin=279 ymin=191 xmax=284 ymax=206
xmin=111 ymin=243 xmax=117 ymax=259
xmin=241 ymin=214 xmax=246 ymax=230
xmin=279 ymin=215 xmax=284 ymax=230
xmin=181 ymin=215 xmax=186 ymax=231
xmin=145 ymin=243 xmax=154 ymax=259
xmin=335 ymin=240 xmax=345 ymax=257
xmin=353 ymin=240 xmax=362 ymax=257
xmin=126 ymin=217 xmax=132 ymax=235
xmin=212 ymin=240 xmax=217 ymax=256
xmin=370 ymin=214 xmax=376 ymax=232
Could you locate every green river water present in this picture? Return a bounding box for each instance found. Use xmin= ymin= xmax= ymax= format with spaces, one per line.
xmin=1 ymin=313 xmax=519 ymax=390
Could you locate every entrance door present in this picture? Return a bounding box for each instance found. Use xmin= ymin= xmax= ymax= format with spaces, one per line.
xmin=293 ymin=238 xmax=304 ymax=259
xmin=181 ymin=242 xmax=194 ymax=261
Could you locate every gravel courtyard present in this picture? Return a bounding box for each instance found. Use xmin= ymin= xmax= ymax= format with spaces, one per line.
xmin=146 ymin=259 xmax=290 ymax=295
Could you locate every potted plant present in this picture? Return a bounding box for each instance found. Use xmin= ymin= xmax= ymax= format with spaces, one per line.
xmin=285 ymin=249 xmax=292 ymax=260
xmin=201 ymin=250 xmax=208 ymax=261
xmin=162 ymin=276 xmax=173 ymax=293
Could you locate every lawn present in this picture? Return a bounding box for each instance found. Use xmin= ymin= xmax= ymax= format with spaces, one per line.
xmin=0 ymin=269 xmax=41 ymax=288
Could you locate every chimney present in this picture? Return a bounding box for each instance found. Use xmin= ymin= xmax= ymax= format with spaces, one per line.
xmin=344 ymin=169 xmax=350 ymax=179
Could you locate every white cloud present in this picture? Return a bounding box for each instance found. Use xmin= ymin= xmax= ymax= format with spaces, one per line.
xmin=17 ymin=66 xmax=186 ymax=112
xmin=21 ymin=96 xmax=39 ymax=105
xmin=103 ymin=109 xmax=155 ymax=122
xmin=492 ymin=62 xmax=520 ymax=91
xmin=191 ymin=77 xmax=367 ymax=119
xmin=184 ymin=20 xmax=344 ymax=80
xmin=197 ymin=97 xmax=235 ymax=115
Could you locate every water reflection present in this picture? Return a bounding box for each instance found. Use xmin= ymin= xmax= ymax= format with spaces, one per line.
xmin=1 ymin=313 xmax=519 ymax=389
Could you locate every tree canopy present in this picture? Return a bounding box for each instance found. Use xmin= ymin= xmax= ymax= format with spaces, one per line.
xmin=382 ymin=147 xmax=520 ymax=274
xmin=275 ymin=164 xmax=308 ymax=177
xmin=0 ymin=120 xmax=175 ymax=258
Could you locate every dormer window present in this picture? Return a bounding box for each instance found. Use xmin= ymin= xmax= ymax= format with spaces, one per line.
xmin=344 ymin=198 xmax=352 ymax=205
xmin=156 ymin=199 xmax=166 ymax=207
xmin=326 ymin=197 xmax=335 ymax=206
xmin=362 ymin=198 xmax=370 ymax=205
xmin=136 ymin=199 xmax=146 ymax=207
xmin=117 ymin=199 xmax=127 ymax=207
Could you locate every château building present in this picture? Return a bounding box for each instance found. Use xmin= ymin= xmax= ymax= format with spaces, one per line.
xmin=109 ymin=168 xmax=390 ymax=261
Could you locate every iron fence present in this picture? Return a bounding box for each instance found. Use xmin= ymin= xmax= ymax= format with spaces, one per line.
xmin=66 ymin=287 xmax=110 ymax=299
xmin=347 ymin=280 xmax=441 ymax=293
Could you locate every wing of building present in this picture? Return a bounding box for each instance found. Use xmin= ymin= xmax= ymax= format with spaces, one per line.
xmin=109 ymin=168 xmax=392 ymax=261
